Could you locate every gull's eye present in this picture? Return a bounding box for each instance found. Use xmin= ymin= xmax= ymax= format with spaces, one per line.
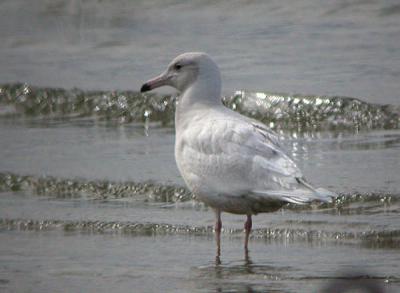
xmin=174 ymin=63 xmax=183 ymax=71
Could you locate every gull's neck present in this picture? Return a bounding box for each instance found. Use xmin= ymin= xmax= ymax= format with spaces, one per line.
xmin=175 ymin=77 xmax=223 ymax=131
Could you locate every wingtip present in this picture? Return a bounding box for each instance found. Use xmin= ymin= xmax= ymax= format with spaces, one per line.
xmin=315 ymin=188 xmax=338 ymax=203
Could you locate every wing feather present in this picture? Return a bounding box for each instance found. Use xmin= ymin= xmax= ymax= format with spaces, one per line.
xmin=178 ymin=114 xmax=335 ymax=204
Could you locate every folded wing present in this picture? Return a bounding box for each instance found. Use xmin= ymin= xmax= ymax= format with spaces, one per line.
xmin=180 ymin=115 xmax=336 ymax=204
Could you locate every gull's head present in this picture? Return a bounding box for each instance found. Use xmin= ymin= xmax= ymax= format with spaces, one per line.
xmin=140 ymin=52 xmax=221 ymax=94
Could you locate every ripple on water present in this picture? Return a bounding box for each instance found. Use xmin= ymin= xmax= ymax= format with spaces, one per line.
xmin=1 ymin=172 xmax=399 ymax=249
xmin=1 ymin=172 xmax=399 ymax=206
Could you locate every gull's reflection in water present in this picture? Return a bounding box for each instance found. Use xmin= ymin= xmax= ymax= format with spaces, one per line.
xmin=244 ymin=248 xmax=253 ymax=274
xmin=212 ymin=249 xmax=275 ymax=293
xmin=214 ymin=248 xmax=222 ymax=280
xmin=214 ymin=248 xmax=253 ymax=272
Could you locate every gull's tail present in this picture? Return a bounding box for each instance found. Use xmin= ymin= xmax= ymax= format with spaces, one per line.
xmin=251 ymin=178 xmax=337 ymax=205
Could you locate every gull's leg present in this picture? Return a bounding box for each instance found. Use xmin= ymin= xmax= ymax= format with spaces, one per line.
xmin=214 ymin=209 xmax=222 ymax=256
xmin=244 ymin=214 xmax=252 ymax=251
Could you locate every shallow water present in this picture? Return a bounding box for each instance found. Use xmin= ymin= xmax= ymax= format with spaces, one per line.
xmin=0 ymin=114 xmax=399 ymax=292
xmin=1 ymin=231 xmax=399 ymax=293
xmin=1 ymin=0 xmax=400 ymax=292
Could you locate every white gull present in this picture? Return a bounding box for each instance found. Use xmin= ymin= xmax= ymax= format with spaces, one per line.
xmin=140 ymin=52 xmax=336 ymax=252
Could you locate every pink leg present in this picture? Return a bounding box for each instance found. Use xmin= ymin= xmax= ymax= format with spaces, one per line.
xmin=244 ymin=214 xmax=252 ymax=251
xmin=214 ymin=209 xmax=222 ymax=256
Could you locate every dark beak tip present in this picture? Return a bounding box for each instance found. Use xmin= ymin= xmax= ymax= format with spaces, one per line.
xmin=140 ymin=83 xmax=151 ymax=93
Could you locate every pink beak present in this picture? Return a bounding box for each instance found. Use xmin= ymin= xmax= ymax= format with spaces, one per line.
xmin=140 ymin=71 xmax=170 ymax=92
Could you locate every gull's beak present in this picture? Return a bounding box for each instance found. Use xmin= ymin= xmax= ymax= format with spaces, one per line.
xmin=140 ymin=71 xmax=170 ymax=93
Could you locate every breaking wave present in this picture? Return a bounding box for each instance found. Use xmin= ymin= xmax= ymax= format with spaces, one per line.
xmin=1 ymin=83 xmax=399 ymax=131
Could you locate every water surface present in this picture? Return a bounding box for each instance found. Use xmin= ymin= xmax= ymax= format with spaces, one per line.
xmin=1 ymin=0 xmax=400 ymax=292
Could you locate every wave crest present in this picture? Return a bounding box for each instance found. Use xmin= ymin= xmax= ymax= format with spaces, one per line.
xmin=1 ymin=83 xmax=399 ymax=131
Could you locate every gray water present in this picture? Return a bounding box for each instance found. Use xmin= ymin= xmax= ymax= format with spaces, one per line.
xmin=1 ymin=0 xmax=400 ymax=104
xmin=1 ymin=1 xmax=400 ymax=293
